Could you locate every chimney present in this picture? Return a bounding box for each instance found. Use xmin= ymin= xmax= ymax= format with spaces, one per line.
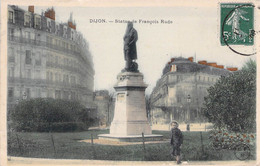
xmin=198 ymin=60 xmax=207 ymax=65
xmin=170 ymin=58 xmax=175 ymax=62
xmin=68 ymin=12 xmax=76 ymax=30
xmin=45 ymin=7 xmax=55 ymax=20
xmin=227 ymin=67 xmax=238 ymax=71
xmin=216 ymin=65 xmax=224 ymax=69
xmin=207 ymin=62 xmax=217 ymax=67
xmin=28 ymin=6 xmax=34 ymax=13
xmin=188 ymin=57 xmax=193 ymax=62
xmin=68 ymin=22 xmax=76 ymax=30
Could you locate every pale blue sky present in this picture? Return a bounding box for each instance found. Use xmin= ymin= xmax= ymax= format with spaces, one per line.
xmin=20 ymin=5 xmax=256 ymax=94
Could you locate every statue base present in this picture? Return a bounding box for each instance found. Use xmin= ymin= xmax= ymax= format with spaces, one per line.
xmin=98 ymin=71 xmax=163 ymax=142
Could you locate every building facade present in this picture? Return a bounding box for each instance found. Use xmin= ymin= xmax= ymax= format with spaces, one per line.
xmin=7 ymin=6 xmax=94 ymax=108
xmin=94 ymin=90 xmax=115 ymax=127
xmin=150 ymin=57 xmax=237 ymax=125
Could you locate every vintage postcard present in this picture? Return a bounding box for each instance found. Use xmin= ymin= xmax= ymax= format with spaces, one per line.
xmin=0 ymin=0 xmax=259 ymax=165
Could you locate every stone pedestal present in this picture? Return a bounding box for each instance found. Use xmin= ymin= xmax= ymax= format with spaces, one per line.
xmin=98 ymin=72 xmax=163 ymax=142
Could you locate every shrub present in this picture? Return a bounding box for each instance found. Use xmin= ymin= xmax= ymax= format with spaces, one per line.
xmin=36 ymin=122 xmax=88 ymax=132
xmin=202 ymin=60 xmax=256 ymax=132
xmin=9 ymin=98 xmax=94 ymax=132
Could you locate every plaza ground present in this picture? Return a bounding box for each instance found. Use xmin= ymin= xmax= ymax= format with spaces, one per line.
xmin=7 ymin=129 xmax=256 ymax=162
xmin=151 ymin=123 xmax=213 ymax=131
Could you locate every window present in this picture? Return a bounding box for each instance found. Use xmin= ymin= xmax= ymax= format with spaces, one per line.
xmin=55 ymin=25 xmax=59 ymax=34
xmin=47 ymin=36 xmax=52 ymax=44
xmin=71 ymin=76 xmax=76 ymax=85
xmin=55 ymin=90 xmax=61 ymax=99
xmin=63 ymin=74 xmax=69 ymax=84
xmin=47 ymin=20 xmax=51 ymax=32
xmin=71 ymin=31 xmax=74 ymax=40
xmin=47 ymin=89 xmax=50 ymax=97
xmin=46 ymin=72 xmax=49 ymax=80
xmin=8 ymin=48 xmax=15 ymax=62
xmin=25 ymin=50 xmax=31 ymax=64
xmin=8 ymin=87 xmax=14 ymax=98
xmin=177 ymin=96 xmax=182 ymax=103
xmin=8 ymin=28 xmax=14 ymax=40
xmin=36 ymin=33 xmax=41 ymax=41
xmin=8 ymin=11 xmax=14 ymax=23
xmin=59 ymin=73 xmax=61 ymax=82
xmin=8 ymin=67 xmax=14 ymax=78
xmin=36 ymin=88 xmax=41 ymax=98
xmin=26 ymin=69 xmax=31 ymax=78
xmin=26 ymin=88 xmax=31 ymax=99
xmin=35 ymin=16 xmax=41 ymax=29
xmin=24 ymin=13 xmax=31 ymax=27
xmin=50 ymin=54 xmax=53 ymax=62
xmin=50 ymin=72 xmax=53 ymax=81
xmin=25 ymin=31 xmax=30 ymax=39
xmin=177 ymin=75 xmax=183 ymax=82
xmin=71 ymin=92 xmax=76 ymax=100
xmin=35 ymin=53 xmax=41 ymax=66
xmin=35 ymin=70 xmax=41 ymax=79
xmin=66 ymin=75 xmax=69 ymax=84
xmin=55 ymin=56 xmax=58 ymax=64
xmin=55 ymin=73 xmax=58 ymax=82
xmin=63 ymin=27 xmax=67 ymax=37
xmin=63 ymin=91 xmax=69 ymax=100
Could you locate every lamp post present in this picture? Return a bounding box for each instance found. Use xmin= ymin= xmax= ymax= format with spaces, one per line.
xmin=186 ymin=95 xmax=191 ymax=131
xmin=187 ymin=94 xmax=191 ymax=122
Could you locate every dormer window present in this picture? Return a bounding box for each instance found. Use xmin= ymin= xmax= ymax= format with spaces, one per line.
xmin=24 ymin=13 xmax=31 ymax=27
xmin=34 ymin=15 xmax=41 ymax=29
xmin=63 ymin=27 xmax=67 ymax=38
xmin=47 ymin=19 xmax=51 ymax=32
xmin=55 ymin=24 xmax=59 ymax=34
xmin=8 ymin=10 xmax=14 ymax=23
xmin=71 ymin=31 xmax=74 ymax=40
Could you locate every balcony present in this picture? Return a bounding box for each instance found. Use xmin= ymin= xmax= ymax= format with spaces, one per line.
xmin=8 ymin=36 xmax=82 ymax=58
xmin=8 ymin=77 xmax=46 ymax=85
xmin=8 ymin=77 xmax=91 ymax=92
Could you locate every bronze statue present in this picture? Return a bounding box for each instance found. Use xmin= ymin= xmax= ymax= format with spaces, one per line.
xmin=123 ymin=22 xmax=138 ymax=72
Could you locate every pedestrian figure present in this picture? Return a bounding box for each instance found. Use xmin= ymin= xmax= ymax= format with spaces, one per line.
xmin=170 ymin=120 xmax=183 ymax=164
xmin=186 ymin=123 xmax=190 ymax=131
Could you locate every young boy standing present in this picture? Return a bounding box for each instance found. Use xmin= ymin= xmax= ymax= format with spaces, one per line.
xmin=170 ymin=121 xmax=183 ymax=164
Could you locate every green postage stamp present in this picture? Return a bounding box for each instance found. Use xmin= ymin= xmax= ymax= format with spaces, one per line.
xmin=220 ymin=3 xmax=254 ymax=46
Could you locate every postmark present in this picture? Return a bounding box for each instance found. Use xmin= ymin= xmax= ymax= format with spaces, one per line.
xmin=220 ymin=3 xmax=256 ymax=56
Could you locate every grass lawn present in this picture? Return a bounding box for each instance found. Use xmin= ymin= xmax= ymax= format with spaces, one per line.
xmin=8 ymin=130 xmax=256 ymax=161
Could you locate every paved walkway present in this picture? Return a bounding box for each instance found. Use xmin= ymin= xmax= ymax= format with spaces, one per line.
xmin=6 ymin=157 xmax=257 ymax=166
xmin=152 ymin=123 xmax=213 ymax=132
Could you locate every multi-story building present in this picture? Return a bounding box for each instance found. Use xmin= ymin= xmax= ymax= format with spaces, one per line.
xmin=94 ymin=90 xmax=115 ymax=126
xmin=150 ymin=57 xmax=237 ymax=125
xmin=7 ymin=5 xmax=94 ymax=109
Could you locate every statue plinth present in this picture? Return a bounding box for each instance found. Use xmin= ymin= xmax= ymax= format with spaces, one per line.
xmin=98 ymin=71 xmax=163 ymax=142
